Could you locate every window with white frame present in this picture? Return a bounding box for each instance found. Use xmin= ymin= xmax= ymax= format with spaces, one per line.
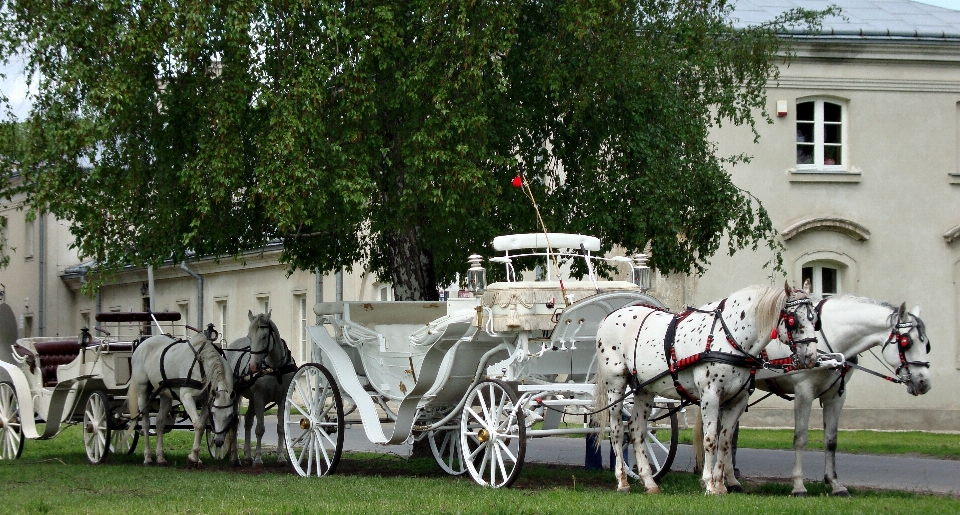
xmin=24 ymin=219 xmax=34 ymax=259
xmin=296 ymin=294 xmax=308 ymax=363
xmin=177 ymin=301 xmax=190 ymax=337
xmin=256 ymin=294 xmax=270 ymax=315
xmin=378 ymin=285 xmax=392 ymax=302
xmin=796 ymin=99 xmax=846 ymax=171
xmin=802 ymin=262 xmax=841 ymax=298
xmin=216 ymin=299 xmax=228 ymax=343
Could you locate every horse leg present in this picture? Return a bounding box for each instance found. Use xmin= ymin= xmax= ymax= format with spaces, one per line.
xmin=718 ymin=395 xmax=748 ymax=493
xmin=133 ymin=386 xmax=153 ymax=465
xmin=791 ymin=383 xmax=816 ymax=496
xmin=243 ymin=396 xmax=255 ymax=465
xmin=228 ymin=398 xmax=241 ymax=466
xmin=155 ymin=397 xmax=170 ymax=466
xmin=603 ymin=378 xmax=631 ymax=493
xmin=698 ymin=378 xmax=723 ymax=494
xmin=276 ymin=387 xmax=288 ymax=464
xmin=253 ymin=393 xmax=266 ymax=465
xmin=180 ymin=395 xmax=204 ymax=466
xmin=628 ymin=391 xmax=660 ymax=494
xmin=822 ymin=386 xmax=850 ymax=497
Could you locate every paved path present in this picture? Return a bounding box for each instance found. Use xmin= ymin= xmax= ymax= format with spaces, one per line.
xmin=247 ymin=417 xmax=960 ymax=494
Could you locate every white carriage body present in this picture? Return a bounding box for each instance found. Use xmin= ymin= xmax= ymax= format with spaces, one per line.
xmin=303 ymin=234 xmax=668 ymax=451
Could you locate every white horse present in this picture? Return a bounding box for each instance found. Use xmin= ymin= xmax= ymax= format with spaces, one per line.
xmin=128 ymin=330 xmax=235 ymax=466
xmin=225 ymin=311 xmax=297 ymax=466
xmin=752 ymin=296 xmax=932 ymax=496
xmin=593 ymin=283 xmax=819 ymax=494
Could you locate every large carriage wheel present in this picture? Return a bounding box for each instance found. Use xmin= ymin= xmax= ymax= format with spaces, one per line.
xmin=623 ymin=401 xmax=679 ymax=482
xmin=283 ymin=363 xmax=344 ymax=477
xmin=428 ymin=428 xmax=466 ymax=476
xmin=205 ymin=425 xmax=229 ymax=461
xmin=83 ymin=391 xmax=111 ymax=464
xmin=109 ymin=401 xmax=139 ymax=455
xmin=0 ymin=381 xmax=24 ymax=460
xmin=460 ymin=378 xmax=526 ymax=488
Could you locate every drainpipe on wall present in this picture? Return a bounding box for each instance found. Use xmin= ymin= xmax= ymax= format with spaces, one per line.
xmin=147 ymin=265 xmax=156 ymax=312
xmin=38 ymin=214 xmax=44 ymax=337
xmin=180 ymin=261 xmax=203 ymax=329
xmin=315 ymin=269 xmax=323 ymax=325
xmin=335 ymin=268 xmax=343 ymax=302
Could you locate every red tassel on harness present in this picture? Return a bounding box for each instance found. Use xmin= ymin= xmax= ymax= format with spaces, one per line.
xmin=770 ymin=328 xmax=778 ymax=339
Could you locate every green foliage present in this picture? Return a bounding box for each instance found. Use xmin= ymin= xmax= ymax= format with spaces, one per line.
xmin=0 ymin=1 xmax=834 ymax=297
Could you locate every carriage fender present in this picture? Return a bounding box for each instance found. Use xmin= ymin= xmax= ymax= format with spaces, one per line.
xmin=0 ymin=360 xmax=40 ymax=439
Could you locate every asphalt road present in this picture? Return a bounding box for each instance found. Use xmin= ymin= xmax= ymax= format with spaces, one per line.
xmin=246 ymin=416 xmax=960 ymax=495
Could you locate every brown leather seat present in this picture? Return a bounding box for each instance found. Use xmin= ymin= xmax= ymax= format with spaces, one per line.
xmin=33 ymin=340 xmax=82 ymax=386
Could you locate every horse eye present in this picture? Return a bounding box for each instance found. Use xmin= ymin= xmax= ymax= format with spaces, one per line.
xmin=229 ymin=391 xmax=236 ymax=400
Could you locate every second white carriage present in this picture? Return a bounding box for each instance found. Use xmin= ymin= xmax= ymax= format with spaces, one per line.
xmin=283 ymin=233 xmax=681 ymax=487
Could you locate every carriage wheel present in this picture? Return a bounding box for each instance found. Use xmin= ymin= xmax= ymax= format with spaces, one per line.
xmin=109 ymin=401 xmax=139 ymax=455
xmin=283 ymin=363 xmax=344 ymax=477
xmin=460 ymin=379 xmax=526 ymax=488
xmin=623 ymin=402 xmax=679 ymax=482
xmin=205 ymin=425 xmax=229 ymax=461
xmin=0 ymin=381 xmax=24 ymax=460
xmin=428 ymin=428 xmax=466 ymax=476
xmin=83 ymin=391 xmax=111 ymax=464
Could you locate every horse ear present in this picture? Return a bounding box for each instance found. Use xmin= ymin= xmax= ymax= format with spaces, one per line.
xmin=801 ymin=278 xmax=812 ymax=294
xmin=898 ymin=302 xmax=907 ymax=321
xmin=783 ymin=280 xmax=792 ymax=297
xmin=267 ymin=310 xmax=272 ymax=320
xmin=248 ymin=310 xmax=255 ymax=322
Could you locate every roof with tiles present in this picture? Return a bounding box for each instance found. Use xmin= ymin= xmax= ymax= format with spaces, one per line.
xmin=732 ymin=0 xmax=960 ymax=40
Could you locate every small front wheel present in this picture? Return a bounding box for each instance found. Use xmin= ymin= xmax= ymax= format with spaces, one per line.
xmin=0 ymin=381 xmax=24 ymax=460
xmin=460 ymin=379 xmax=526 ymax=488
xmin=109 ymin=401 xmax=139 ymax=455
xmin=428 ymin=428 xmax=466 ymax=476
xmin=83 ymin=391 xmax=111 ymax=464
xmin=283 ymin=364 xmax=344 ymax=477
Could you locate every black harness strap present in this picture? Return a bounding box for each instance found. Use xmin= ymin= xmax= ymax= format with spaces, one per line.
xmin=157 ymin=338 xmax=207 ymax=401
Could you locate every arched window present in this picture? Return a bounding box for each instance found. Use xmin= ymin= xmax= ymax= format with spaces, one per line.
xmin=796 ymin=98 xmax=847 ymax=171
xmin=794 ymin=252 xmax=858 ymax=299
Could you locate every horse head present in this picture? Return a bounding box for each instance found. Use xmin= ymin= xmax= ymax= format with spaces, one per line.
xmin=205 ymin=342 xmax=236 ymax=448
xmin=881 ymin=303 xmax=932 ymax=396
xmin=246 ymin=310 xmax=281 ymax=374
xmin=774 ymin=281 xmax=819 ymax=370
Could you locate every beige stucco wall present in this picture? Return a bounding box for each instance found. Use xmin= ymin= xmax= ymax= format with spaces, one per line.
xmin=697 ymin=40 xmax=960 ymax=430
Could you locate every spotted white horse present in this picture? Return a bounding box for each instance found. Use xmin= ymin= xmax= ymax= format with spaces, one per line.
xmin=750 ymin=296 xmax=932 ymax=496
xmin=593 ymin=283 xmax=819 ymax=494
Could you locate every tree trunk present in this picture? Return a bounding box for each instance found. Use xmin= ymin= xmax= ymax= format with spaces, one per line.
xmin=384 ymin=227 xmax=438 ymax=302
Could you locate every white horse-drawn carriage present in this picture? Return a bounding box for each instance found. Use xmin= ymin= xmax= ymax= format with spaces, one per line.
xmin=283 ymin=233 xmax=681 ymax=487
xmin=0 ymin=311 xmax=189 ymax=463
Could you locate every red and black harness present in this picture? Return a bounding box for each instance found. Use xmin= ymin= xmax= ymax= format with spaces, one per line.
xmin=629 ymin=297 xmax=817 ymax=406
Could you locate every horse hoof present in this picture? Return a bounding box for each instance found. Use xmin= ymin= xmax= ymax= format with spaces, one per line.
xmin=792 ymin=491 xmax=807 ymax=497
xmin=645 ymin=486 xmax=661 ymax=495
xmin=243 ymin=458 xmax=253 ymax=466
xmin=728 ymin=485 xmax=744 ymax=494
xmin=617 ymin=486 xmax=631 ymax=494
xmin=832 ymin=490 xmax=851 ymax=498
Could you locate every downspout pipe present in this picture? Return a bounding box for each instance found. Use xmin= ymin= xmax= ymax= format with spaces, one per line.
xmin=38 ymin=214 xmax=44 ymax=337
xmin=180 ymin=261 xmax=203 ymax=329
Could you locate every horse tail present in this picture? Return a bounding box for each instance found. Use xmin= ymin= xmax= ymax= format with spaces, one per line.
xmin=593 ymin=363 xmax=610 ymax=450
xmin=692 ymin=407 xmax=705 ymax=473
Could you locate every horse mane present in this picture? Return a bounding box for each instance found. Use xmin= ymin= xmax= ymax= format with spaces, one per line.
xmin=189 ymin=331 xmax=229 ymax=387
xmin=749 ymin=284 xmax=790 ymax=334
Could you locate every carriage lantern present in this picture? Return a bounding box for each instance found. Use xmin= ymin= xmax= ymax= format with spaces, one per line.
xmin=631 ymin=253 xmax=651 ymax=293
xmin=466 ymin=254 xmax=487 ymax=295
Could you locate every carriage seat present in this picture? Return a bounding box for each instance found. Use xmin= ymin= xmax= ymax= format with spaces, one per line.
xmin=33 ymin=340 xmax=82 ymax=386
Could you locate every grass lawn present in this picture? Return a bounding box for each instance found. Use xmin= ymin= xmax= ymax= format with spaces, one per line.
xmin=1 ymin=426 xmax=958 ymax=515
